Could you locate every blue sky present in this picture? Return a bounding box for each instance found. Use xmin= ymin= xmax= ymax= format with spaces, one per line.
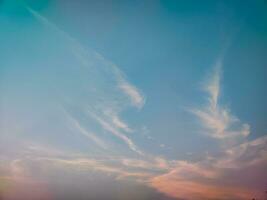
xmin=1 ymin=0 xmax=267 ymax=199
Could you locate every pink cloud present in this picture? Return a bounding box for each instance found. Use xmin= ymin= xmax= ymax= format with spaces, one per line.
xmin=149 ymin=136 xmax=267 ymax=200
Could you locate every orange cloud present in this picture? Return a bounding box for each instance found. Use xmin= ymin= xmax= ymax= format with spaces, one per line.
xmin=150 ymin=175 xmax=256 ymax=200
xmin=149 ymin=136 xmax=267 ymax=200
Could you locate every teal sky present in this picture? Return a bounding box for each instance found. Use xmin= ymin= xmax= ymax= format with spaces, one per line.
xmin=1 ymin=1 xmax=267 ymax=200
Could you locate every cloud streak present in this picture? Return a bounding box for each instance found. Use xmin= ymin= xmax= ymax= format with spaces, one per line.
xmin=192 ymin=61 xmax=250 ymax=139
xmin=150 ymin=135 xmax=267 ymax=200
xmin=64 ymin=111 xmax=108 ymax=150
xmin=26 ymin=7 xmax=145 ymax=110
xmin=118 ymin=80 xmax=145 ymax=109
xmin=1 ymin=132 xmax=267 ymax=200
xmin=26 ymin=6 xmax=144 ymax=155
xmin=103 ymin=109 xmax=133 ymax=133
xmin=89 ymin=112 xmax=143 ymax=155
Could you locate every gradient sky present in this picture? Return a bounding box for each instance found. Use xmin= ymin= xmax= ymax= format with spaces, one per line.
xmin=1 ymin=0 xmax=267 ymax=200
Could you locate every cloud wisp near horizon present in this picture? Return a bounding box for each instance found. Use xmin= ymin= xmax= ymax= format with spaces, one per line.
xmin=1 ymin=1 xmax=267 ymax=200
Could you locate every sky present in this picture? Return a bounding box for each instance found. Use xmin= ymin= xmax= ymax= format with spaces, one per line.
xmin=0 ymin=0 xmax=267 ymax=199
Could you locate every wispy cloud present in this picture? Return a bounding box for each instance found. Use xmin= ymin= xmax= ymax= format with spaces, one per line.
xmin=26 ymin=6 xmax=145 ymax=110
xmin=118 ymin=80 xmax=145 ymax=109
xmin=215 ymin=134 xmax=267 ymax=168
xmin=26 ymin=6 xmax=145 ymax=155
xmin=1 ymin=134 xmax=267 ymax=200
xmin=151 ymin=176 xmax=254 ymax=200
xmin=150 ymin=135 xmax=267 ymax=200
xmin=1 ymin=143 xmax=152 ymax=183
xmin=121 ymin=157 xmax=170 ymax=172
xmin=89 ymin=112 xmax=143 ymax=155
xmin=64 ymin=111 xmax=108 ymax=150
xmin=37 ymin=157 xmax=153 ymax=181
xmin=103 ymin=109 xmax=133 ymax=133
xmin=192 ymin=60 xmax=250 ymax=139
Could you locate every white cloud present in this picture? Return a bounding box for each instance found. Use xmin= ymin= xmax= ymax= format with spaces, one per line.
xmin=89 ymin=112 xmax=143 ymax=155
xmin=27 ymin=6 xmax=145 ymax=110
xmin=121 ymin=157 xmax=170 ymax=171
xmin=118 ymin=81 xmax=145 ymax=109
xmin=64 ymin=111 xmax=108 ymax=150
xmin=192 ymin=61 xmax=250 ymax=139
xmin=27 ymin=6 xmax=145 ymax=155
xmin=103 ymin=110 xmax=133 ymax=133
